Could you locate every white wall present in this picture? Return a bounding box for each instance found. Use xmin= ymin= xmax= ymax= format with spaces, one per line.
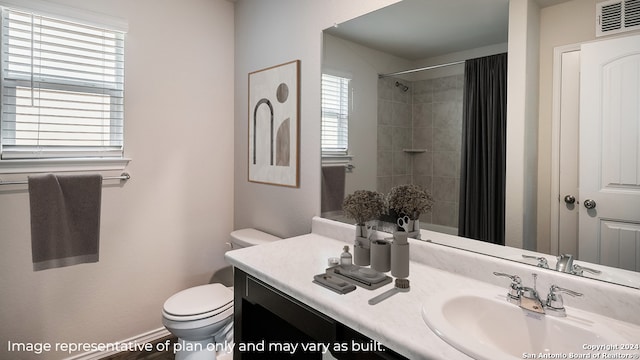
xmin=233 ymin=0 xmax=400 ymax=238
xmin=0 ymin=1 xmax=235 ymax=359
xmin=505 ymin=0 xmax=540 ymax=250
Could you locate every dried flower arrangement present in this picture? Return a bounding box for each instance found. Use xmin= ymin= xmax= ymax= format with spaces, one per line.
xmin=387 ymin=184 xmax=434 ymax=220
xmin=342 ymin=190 xmax=386 ymax=225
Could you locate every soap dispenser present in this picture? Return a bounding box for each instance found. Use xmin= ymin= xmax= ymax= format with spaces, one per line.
xmin=340 ymin=246 xmax=353 ymax=268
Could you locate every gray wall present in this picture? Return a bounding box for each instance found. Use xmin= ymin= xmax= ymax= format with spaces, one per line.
xmin=233 ymin=0 xmax=400 ymax=238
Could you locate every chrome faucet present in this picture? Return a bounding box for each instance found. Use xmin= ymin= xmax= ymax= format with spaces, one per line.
xmin=545 ymin=285 xmax=583 ymax=317
xmin=556 ymin=254 xmax=602 ymax=277
xmin=556 ymin=254 xmax=574 ymax=273
xmin=493 ymin=272 xmax=583 ymax=317
xmin=494 ymin=272 xmax=545 ymax=313
xmin=519 ymin=273 xmax=545 ymax=314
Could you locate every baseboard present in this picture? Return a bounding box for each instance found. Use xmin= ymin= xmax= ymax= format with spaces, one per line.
xmin=64 ymin=327 xmax=171 ymax=360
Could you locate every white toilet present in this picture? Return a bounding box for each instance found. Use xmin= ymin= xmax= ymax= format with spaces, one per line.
xmin=162 ymin=228 xmax=281 ymax=360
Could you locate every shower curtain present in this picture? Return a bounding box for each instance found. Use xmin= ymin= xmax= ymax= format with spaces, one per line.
xmin=458 ymin=53 xmax=507 ymax=245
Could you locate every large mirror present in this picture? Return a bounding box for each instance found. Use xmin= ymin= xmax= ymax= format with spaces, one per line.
xmin=320 ymin=0 xmax=640 ymax=289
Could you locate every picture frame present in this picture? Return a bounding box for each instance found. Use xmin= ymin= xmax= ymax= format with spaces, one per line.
xmin=248 ymin=60 xmax=300 ymax=187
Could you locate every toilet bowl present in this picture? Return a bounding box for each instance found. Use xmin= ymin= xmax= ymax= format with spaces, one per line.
xmin=162 ymin=228 xmax=281 ymax=360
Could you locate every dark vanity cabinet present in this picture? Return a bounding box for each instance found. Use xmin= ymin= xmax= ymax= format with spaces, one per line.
xmin=233 ymin=269 xmax=408 ymax=360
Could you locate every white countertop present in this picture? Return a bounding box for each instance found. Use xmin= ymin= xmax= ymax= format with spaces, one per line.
xmin=225 ymin=233 xmax=496 ymax=360
xmin=309 ymin=217 xmax=640 ymax=326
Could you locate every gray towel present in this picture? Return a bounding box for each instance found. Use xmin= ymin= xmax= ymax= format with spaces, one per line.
xmin=28 ymin=174 xmax=102 ymax=271
xmin=321 ymin=165 xmax=346 ymax=213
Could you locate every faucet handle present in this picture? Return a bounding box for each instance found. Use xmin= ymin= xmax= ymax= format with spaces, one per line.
xmin=550 ymin=285 xmax=582 ymax=297
xmin=493 ymin=272 xmax=521 ymax=284
xmin=493 ymin=272 xmax=522 ymax=303
xmin=545 ymin=285 xmax=583 ymax=317
xmin=522 ymin=255 xmax=549 ymax=268
xmin=571 ymin=264 xmax=602 ymax=276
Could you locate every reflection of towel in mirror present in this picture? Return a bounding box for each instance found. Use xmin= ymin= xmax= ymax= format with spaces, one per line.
xmin=321 ymin=165 xmax=346 ymax=213
xmin=28 ymin=174 xmax=102 ymax=271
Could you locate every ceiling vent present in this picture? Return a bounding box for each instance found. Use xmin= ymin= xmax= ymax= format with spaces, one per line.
xmin=596 ymin=0 xmax=640 ymax=37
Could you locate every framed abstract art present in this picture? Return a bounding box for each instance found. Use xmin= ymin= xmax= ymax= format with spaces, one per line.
xmin=248 ymin=60 xmax=300 ymax=187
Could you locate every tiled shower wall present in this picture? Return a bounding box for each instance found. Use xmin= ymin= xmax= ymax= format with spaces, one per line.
xmin=377 ymin=77 xmax=413 ymax=191
xmin=377 ymin=75 xmax=463 ymax=229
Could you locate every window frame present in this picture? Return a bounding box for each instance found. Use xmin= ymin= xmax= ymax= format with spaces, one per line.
xmin=0 ymin=1 xmax=129 ymax=174
xmin=321 ymin=73 xmax=351 ymax=159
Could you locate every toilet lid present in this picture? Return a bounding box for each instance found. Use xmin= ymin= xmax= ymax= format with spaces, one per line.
xmin=163 ymin=284 xmax=233 ymax=317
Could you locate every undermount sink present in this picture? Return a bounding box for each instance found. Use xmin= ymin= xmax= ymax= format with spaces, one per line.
xmin=421 ymin=288 xmax=639 ymax=360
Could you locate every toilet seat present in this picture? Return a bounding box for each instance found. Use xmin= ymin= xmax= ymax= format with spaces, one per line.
xmin=163 ymin=284 xmax=233 ymax=322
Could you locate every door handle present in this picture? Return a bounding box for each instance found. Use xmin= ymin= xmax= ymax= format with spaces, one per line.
xmin=563 ymin=195 xmax=576 ymax=204
xmin=583 ymin=199 xmax=596 ymax=209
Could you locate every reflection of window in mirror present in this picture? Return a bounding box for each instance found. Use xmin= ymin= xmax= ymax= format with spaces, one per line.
xmin=321 ymin=74 xmax=350 ymax=159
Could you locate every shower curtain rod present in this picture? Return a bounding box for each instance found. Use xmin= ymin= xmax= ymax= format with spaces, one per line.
xmin=0 ymin=172 xmax=131 ymax=186
xmin=378 ymin=60 xmax=465 ymax=78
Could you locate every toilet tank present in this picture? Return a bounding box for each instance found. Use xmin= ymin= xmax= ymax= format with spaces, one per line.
xmin=229 ymin=228 xmax=281 ymax=249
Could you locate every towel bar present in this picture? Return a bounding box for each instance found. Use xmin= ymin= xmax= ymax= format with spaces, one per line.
xmin=0 ymin=172 xmax=130 ymax=186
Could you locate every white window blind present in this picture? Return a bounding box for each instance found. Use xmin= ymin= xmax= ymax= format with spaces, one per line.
xmin=321 ymin=73 xmax=349 ymax=154
xmin=0 ymin=7 xmax=125 ymax=160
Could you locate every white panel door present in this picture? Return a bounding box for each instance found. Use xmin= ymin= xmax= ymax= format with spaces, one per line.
xmin=579 ymin=34 xmax=640 ymax=272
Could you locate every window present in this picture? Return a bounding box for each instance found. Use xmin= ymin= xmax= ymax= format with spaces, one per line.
xmin=0 ymin=7 xmax=125 ymax=161
xmin=321 ymin=73 xmax=350 ymax=155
